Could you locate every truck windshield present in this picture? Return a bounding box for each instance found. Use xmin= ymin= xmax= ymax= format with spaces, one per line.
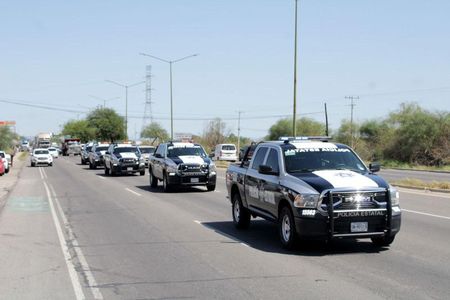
xmin=283 ymin=147 xmax=367 ymax=173
xmin=167 ymin=146 xmax=206 ymax=158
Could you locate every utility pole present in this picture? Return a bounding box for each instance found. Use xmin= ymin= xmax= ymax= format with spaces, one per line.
xmin=324 ymin=102 xmax=329 ymax=136
xmin=292 ymin=0 xmax=299 ymax=137
xmin=237 ymin=111 xmax=242 ymax=153
xmin=345 ymin=96 xmax=359 ymax=148
xmin=142 ymin=65 xmax=154 ymax=135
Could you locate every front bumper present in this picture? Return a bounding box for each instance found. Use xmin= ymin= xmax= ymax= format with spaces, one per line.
xmin=294 ymin=208 xmax=402 ymax=240
xmin=32 ymin=159 xmax=52 ymax=165
xmin=112 ymin=163 xmax=145 ymax=174
xmin=167 ymin=172 xmax=217 ymax=186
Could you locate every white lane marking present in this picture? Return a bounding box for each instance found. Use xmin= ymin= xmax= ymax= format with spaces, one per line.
xmin=193 ymin=220 xmax=250 ymax=248
xmin=41 ymin=167 xmax=48 ymax=179
xmin=214 ymin=190 xmax=222 ymax=193
xmin=43 ymin=182 xmax=85 ymax=300
xmin=397 ymin=188 xmax=450 ymax=199
xmin=49 ymin=184 xmax=104 ymax=299
xmin=125 ymin=188 xmax=142 ymax=197
xmin=402 ymin=209 xmax=450 ymax=220
xmin=38 ymin=167 xmax=44 ymax=179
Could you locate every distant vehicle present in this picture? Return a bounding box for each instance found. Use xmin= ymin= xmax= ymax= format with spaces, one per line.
xmin=30 ymin=148 xmax=53 ymax=167
xmin=104 ymin=143 xmax=145 ymax=176
xmin=0 ymin=159 xmax=5 ymax=176
xmin=48 ymin=147 xmax=59 ymax=158
xmin=138 ymin=146 xmax=156 ymax=167
xmin=20 ymin=141 xmax=30 ymax=152
xmin=213 ymin=143 xmax=237 ymax=161
xmin=80 ymin=144 xmax=93 ymax=165
xmin=61 ymin=138 xmax=81 ymax=156
xmin=0 ymin=151 xmax=10 ymax=174
xmin=148 ymin=142 xmax=216 ymax=192
xmin=35 ymin=133 xmax=51 ymax=149
xmin=226 ymin=137 xmax=401 ymax=249
xmin=88 ymin=143 xmax=109 ymax=169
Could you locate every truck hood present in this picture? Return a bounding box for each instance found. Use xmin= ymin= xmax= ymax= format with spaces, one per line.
xmin=170 ymin=155 xmax=210 ymax=165
xmin=291 ymin=170 xmax=388 ymax=193
xmin=117 ymin=152 xmax=138 ymax=159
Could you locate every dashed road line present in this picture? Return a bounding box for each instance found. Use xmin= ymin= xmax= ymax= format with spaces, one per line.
xmin=125 ymin=188 xmax=142 ymax=197
xmin=402 ymin=209 xmax=450 ymax=220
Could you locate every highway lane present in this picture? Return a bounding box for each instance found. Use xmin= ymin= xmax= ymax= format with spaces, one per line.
xmin=1 ymin=156 xmax=449 ymax=299
xmin=379 ymin=168 xmax=450 ymax=183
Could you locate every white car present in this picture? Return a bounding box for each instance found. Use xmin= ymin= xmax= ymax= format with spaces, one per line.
xmin=0 ymin=151 xmax=10 ymax=173
xmin=213 ymin=144 xmax=238 ymax=161
xmin=31 ymin=148 xmax=53 ymax=167
xmin=48 ymin=147 xmax=59 ymax=158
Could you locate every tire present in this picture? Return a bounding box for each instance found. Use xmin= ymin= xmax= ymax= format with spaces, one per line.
xmin=104 ymin=165 xmax=110 ymax=175
xmin=49 ymin=163 xmax=53 ymax=167
xmin=207 ymin=184 xmax=216 ymax=192
xmin=162 ymin=172 xmax=172 ymax=192
xmin=31 ymin=163 xmax=35 ymax=167
xmin=232 ymin=192 xmax=250 ymax=229
xmin=279 ymin=206 xmax=299 ymax=250
xmin=5 ymin=168 xmax=9 ymax=173
xmin=149 ymin=168 xmax=158 ymax=188
xmin=140 ymin=169 xmax=145 ymax=176
xmin=81 ymin=158 xmax=85 ymax=165
xmin=89 ymin=161 xmax=93 ymax=169
xmin=371 ymin=234 xmax=396 ymax=247
xmin=110 ymin=164 xmax=116 ymax=176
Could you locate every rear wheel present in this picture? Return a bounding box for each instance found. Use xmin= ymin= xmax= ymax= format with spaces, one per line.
xmin=371 ymin=234 xmax=396 ymax=247
xmin=140 ymin=169 xmax=145 ymax=176
xmin=232 ymin=192 xmax=250 ymax=229
xmin=110 ymin=164 xmax=116 ymax=176
xmin=279 ymin=206 xmax=299 ymax=250
xmin=149 ymin=168 xmax=158 ymax=188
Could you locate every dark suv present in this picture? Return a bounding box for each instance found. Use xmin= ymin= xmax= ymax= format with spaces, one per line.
xmin=104 ymin=143 xmax=145 ymax=176
xmin=88 ymin=143 xmax=109 ymax=169
xmin=148 ymin=142 xmax=216 ymax=192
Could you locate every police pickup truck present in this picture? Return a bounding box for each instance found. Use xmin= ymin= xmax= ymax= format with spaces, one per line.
xmin=104 ymin=143 xmax=146 ymax=176
xmin=148 ymin=142 xmax=216 ymax=192
xmin=226 ymin=137 xmax=401 ymax=249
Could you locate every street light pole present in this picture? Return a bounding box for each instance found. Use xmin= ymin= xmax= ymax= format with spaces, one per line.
xmin=139 ymin=52 xmax=198 ymax=140
xmin=292 ymin=0 xmax=299 ymax=137
xmin=105 ymin=80 xmax=145 ymax=139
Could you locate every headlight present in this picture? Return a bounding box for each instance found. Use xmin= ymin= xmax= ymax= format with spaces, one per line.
xmin=292 ymin=192 xmax=319 ymax=208
xmin=208 ymin=163 xmax=216 ymax=173
xmin=389 ymin=186 xmax=400 ymax=206
xmin=167 ymin=162 xmax=178 ymax=173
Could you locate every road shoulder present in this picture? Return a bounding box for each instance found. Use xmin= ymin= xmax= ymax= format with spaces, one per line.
xmin=0 ymin=153 xmax=28 ymax=210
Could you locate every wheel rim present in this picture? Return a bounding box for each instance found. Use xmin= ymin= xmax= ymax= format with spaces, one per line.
xmin=233 ymin=200 xmax=240 ymax=222
xmin=282 ymin=214 xmax=291 ymax=242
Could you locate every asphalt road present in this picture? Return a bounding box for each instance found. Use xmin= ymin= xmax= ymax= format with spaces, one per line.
xmin=0 ymin=157 xmax=449 ymax=299
xmin=379 ymin=168 xmax=450 ymax=183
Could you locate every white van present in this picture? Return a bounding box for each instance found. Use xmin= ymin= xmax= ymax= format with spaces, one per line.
xmin=214 ymin=144 xmax=237 ymax=161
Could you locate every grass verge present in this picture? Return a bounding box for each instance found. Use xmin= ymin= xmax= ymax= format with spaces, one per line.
xmin=392 ymin=178 xmax=450 ymax=190
xmin=18 ymin=151 xmax=28 ymax=161
xmin=381 ymin=160 xmax=450 ymax=172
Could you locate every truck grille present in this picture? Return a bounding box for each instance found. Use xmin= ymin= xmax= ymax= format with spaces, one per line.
xmin=121 ymin=158 xmax=135 ymax=164
xmin=178 ymin=163 xmax=208 ymax=175
xmin=322 ymin=191 xmax=386 ymax=210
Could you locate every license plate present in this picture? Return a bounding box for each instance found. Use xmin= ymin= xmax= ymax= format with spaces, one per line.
xmin=190 ymin=178 xmax=199 ymax=183
xmin=127 ymin=167 xmax=133 ymax=171
xmin=351 ymin=222 xmax=368 ymax=232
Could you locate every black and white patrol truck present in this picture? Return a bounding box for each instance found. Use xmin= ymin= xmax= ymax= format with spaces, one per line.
xmin=226 ymin=137 xmax=401 ymax=249
xmin=148 ymin=142 xmax=217 ymax=192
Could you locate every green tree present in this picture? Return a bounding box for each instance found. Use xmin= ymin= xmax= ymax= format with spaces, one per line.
xmin=86 ymin=107 xmax=125 ymax=142
xmin=267 ymin=117 xmax=326 ymax=140
xmin=62 ymin=119 xmax=96 ymax=143
xmin=141 ymin=122 xmax=169 ymax=144
xmin=0 ymin=126 xmax=17 ymax=151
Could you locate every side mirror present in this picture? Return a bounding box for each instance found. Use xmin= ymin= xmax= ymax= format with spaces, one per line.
xmin=258 ymin=164 xmax=279 ymax=176
xmin=369 ymin=162 xmax=381 ymax=173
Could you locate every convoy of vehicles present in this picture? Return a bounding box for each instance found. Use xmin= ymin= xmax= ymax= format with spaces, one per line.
xmin=148 ymin=142 xmax=216 ymax=192
xmin=213 ymin=143 xmax=237 ymax=161
xmin=88 ymin=143 xmax=109 ymax=169
xmin=104 ymin=143 xmax=145 ymax=176
xmin=30 ymin=148 xmax=53 ymax=167
xmin=226 ymin=137 xmax=401 ymax=249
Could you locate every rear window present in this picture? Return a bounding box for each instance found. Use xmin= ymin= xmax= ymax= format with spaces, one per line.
xmin=222 ymin=145 xmax=235 ymax=151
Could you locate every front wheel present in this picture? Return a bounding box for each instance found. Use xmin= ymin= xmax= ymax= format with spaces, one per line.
xmin=232 ymin=192 xmax=250 ymax=229
xmin=149 ymin=168 xmax=158 ymax=188
xmin=140 ymin=169 xmax=145 ymax=176
xmin=279 ymin=206 xmax=299 ymax=250
xmin=104 ymin=165 xmax=110 ymax=175
xmin=207 ymin=184 xmax=216 ymax=192
xmin=371 ymin=234 xmax=396 ymax=247
xmin=163 ymin=173 xmax=172 ymax=192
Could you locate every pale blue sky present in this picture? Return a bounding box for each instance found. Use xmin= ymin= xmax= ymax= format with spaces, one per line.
xmin=1 ymin=0 xmax=449 ymax=139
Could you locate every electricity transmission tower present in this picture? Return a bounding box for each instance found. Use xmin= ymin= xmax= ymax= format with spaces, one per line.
xmin=141 ymin=65 xmax=154 ymax=135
